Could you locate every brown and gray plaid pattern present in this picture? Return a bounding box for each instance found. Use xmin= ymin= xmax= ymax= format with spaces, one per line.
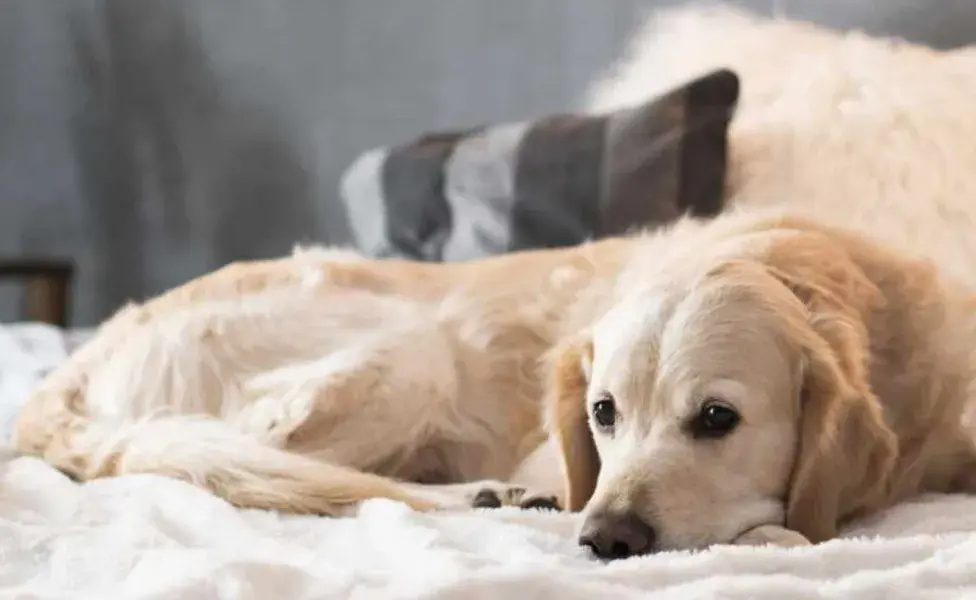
xmin=340 ymin=69 xmax=739 ymax=261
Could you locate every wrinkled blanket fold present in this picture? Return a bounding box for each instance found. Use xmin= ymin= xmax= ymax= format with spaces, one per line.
xmin=3 ymin=450 xmax=976 ymax=599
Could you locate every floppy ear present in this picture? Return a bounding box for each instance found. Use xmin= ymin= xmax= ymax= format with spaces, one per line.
xmin=764 ymin=250 xmax=898 ymax=543
xmin=545 ymin=338 xmax=600 ymax=512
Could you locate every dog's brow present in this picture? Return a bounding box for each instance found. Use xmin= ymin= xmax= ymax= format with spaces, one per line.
xmin=592 ymin=318 xmax=661 ymax=413
xmin=621 ymin=344 xmax=660 ymax=412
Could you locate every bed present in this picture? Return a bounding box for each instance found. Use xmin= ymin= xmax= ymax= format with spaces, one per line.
xmin=2 ymin=323 xmax=976 ymax=599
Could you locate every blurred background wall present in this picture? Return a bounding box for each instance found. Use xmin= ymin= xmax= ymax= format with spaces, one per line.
xmin=2 ymin=0 xmax=974 ymax=325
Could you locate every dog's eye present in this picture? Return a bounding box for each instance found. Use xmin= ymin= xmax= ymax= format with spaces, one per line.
xmin=592 ymin=394 xmax=617 ymax=430
xmin=691 ymin=399 xmax=740 ymax=439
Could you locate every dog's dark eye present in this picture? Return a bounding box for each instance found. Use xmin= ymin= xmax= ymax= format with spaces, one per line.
xmin=592 ymin=394 xmax=617 ymax=430
xmin=691 ymin=399 xmax=740 ymax=439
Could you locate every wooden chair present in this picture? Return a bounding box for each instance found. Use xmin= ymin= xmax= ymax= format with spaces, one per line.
xmin=0 ymin=259 xmax=74 ymax=327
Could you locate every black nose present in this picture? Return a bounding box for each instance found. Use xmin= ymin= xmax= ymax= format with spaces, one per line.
xmin=578 ymin=511 xmax=657 ymax=560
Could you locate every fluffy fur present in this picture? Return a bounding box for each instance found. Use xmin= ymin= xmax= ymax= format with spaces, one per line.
xmin=14 ymin=5 xmax=976 ymax=555
xmin=14 ymin=241 xmax=634 ymax=515
xmin=552 ymin=213 xmax=976 ymax=551
xmin=588 ymin=4 xmax=976 ymax=286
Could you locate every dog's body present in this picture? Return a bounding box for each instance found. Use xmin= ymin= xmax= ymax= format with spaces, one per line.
xmin=16 ymin=6 xmax=976 ymax=555
xmin=14 ymin=237 xmax=634 ymax=515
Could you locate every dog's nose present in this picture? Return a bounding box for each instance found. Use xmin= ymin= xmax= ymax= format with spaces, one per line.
xmin=578 ymin=511 xmax=657 ymax=560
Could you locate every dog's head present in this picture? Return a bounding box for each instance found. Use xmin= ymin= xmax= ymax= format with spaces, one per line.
xmin=547 ymin=228 xmax=898 ymax=558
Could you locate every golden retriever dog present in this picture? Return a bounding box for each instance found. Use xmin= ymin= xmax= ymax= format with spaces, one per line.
xmin=13 ymin=209 xmax=976 ymax=560
xmin=15 ymin=6 xmax=976 ymax=560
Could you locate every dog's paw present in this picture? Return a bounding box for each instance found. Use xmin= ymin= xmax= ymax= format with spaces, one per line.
xmin=733 ymin=524 xmax=811 ymax=548
xmin=468 ymin=484 xmax=561 ymax=512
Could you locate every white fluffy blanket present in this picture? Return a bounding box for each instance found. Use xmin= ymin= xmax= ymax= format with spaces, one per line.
xmin=4 ymin=450 xmax=976 ymax=599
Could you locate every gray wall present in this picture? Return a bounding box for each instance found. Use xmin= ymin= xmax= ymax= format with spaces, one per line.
xmin=2 ymin=0 xmax=975 ymax=325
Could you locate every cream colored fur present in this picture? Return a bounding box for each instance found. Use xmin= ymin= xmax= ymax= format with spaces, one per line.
xmin=553 ymin=213 xmax=976 ymax=551
xmin=14 ymin=5 xmax=976 ymax=555
xmin=589 ymin=4 xmax=976 ymax=287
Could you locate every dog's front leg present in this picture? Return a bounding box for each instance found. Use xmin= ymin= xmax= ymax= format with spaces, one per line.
xmin=732 ymin=524 xmax=811 ymax=548
xmin=402 ymin=481 xmax=562 ymax=512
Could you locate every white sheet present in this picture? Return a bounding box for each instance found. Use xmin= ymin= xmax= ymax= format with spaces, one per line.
xmin=4 ymin=325 xmax=976 ymax=599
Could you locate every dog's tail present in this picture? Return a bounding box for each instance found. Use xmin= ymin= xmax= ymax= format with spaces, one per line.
xmin=14 ymin=384 xmax=436 ymax=516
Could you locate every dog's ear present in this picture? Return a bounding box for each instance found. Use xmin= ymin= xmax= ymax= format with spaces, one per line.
xmin=762 ymin=239 xmax=898 ymax=543
xmin=545 ymin=338 xmax=599 ymax=512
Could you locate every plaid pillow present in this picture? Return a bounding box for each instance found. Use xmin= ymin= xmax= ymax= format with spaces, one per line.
xmin=340 ymin=69 xmax=739 ymax=261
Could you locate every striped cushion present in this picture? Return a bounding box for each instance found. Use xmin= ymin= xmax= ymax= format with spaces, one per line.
xmin=340 ymin=69 xmax=739 ymax=261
